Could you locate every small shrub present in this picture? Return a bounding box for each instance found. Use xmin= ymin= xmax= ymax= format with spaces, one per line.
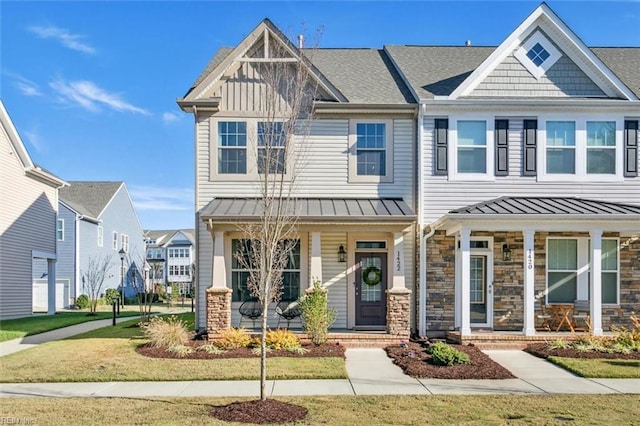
xmin=427 ymin=342 xmax=470 ymax=366
xmin=75 ymin=294 xmax=90 ymax=310
xmin=167 ymin=344 xmax=193 ymax=357
xmin=104 ymin=288 xmax=120 ymax=305
xmin=266 ymin=328 xmax=302 ymax=351
xmin=251 ymin=346 xmax=271 ymax=356
xmin=611 ymin=326 xmax=640 ymax=351
xmin=197 ymin=344 xmax=226 ymax=355
xmin=547 ymin=339 xmax=570 ymax=350
xmin=572 ymin=335 xmax=610 ymax=352
xmin=215 ymin=327 xmax=252 ymax=349
xmin=299 ymin=280 xmax=336 ymax=345
xmin=142 ymin=315 xmax=189 ymax=348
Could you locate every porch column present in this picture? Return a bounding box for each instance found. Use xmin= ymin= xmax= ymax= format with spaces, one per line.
xmin=523 ymin=229 xmax=536 ymax=336
xmin=310 ymin=232 xmax=322 ymax=286
xmin=460 ymin=228 xmax=471 ymax=336
xmin=391 ymin=232 xmax=406 ymax=290
xmin=47 ymin=259 xmax=57 ymax=315
xmin=212 ymin=231 xmax=226 ymax=288
xmin=590 ymin=229 xmax=603 ymax=335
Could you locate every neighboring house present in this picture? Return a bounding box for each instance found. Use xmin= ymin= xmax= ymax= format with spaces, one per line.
xmin=41 ymin=181 xmax=146 ymax=305
xmin=144 ymin=229 xmax=195 ymax=295
xmin=178 ymin=19 xmax=417 ymax=334
xmin=178 ymin=3 xmax=640 ymax=338
xmin=387 ymin=3 xmax=640 ymax=337
xmin=0 ymin=100 xmax=67 ymax=319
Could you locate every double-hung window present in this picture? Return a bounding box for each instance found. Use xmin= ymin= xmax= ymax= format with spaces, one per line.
xmin=587 ymin=121 xmax=616 ymax=174
xmin=546 ymin=237 xmax=619 ymax=305
xmin=56 ymin=219 xmax=64 ymax=241
xmin=349 ymin=120 xmax=393 ymax=182
xmin=231 ymin=239 xmax=300 ymax=302
xmin=546 ymin=121 xmax=576 ymax=174
xmin=457 ymin=121 xmax=487 ymax=173
xmin=257 ymin=122 xmax=286 ymax=174
xmin=112 ymin=232 xmax=118 ymax=250
xmin=218 ymin=121 xmax=247 ymax=174
xmin=121 ymin=234 xmax=129 ymax=252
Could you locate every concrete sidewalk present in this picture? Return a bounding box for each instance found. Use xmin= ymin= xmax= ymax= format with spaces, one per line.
xmin=1 ymin=348 xmax=638 ymax=397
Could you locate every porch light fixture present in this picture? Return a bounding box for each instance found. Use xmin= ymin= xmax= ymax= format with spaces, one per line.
xmin=502 ymin=244 xmax=512 ymax=262
xmin=338 ymin=245 xmax=347 ymax=263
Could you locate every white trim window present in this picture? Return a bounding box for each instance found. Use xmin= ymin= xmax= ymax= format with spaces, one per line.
xmin=514 ymin=31 xmax=562 ymax=80
xmin=56 ymin=219 xmax=64 ymax=241
xmin=217 ymin=121 xmax=247 ymax=174
xmin=546 ymin=237 xmax=619 ymax=305
xmin=97 ymin=226 xmax=104 ymax=247
xmin=112 ymin=232 xmax=118 ymax=250
xmin=540 ymin=117 xmax=623 ymax=181
xmin=449 ymin=117 xmax=494 ymax=180
xmin=349 ymin=119 xmax=393 ymax=183
xmin=121 ymin=234 xmax=129 ymax=253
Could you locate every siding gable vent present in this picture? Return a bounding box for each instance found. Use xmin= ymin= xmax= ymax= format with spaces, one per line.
xmin=522 ymin=119 xmax=537 ymax=176
xmin=624 ymin=120 xmax=638 ymax=178
xmin=434 ymin=119 xmax=448 ymax=176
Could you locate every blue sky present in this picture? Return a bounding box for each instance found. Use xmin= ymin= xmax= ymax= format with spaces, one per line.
xmin=2 ymin=1 xmax=638 ymax=230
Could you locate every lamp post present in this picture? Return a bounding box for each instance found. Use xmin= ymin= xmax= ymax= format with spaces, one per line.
xmin=119 ymin=248 xmax=126 ymax=307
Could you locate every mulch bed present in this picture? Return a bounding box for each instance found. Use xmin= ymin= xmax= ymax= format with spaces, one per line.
xmin=136 ymin=340 xmax=345 ymax=359
xmin=385 ymin=341 xmax=515 ymax=379
xmin=524 ymin=343 xmax=640 ymax=360
xmin=210 ymin=399 xmax=307 ymax=424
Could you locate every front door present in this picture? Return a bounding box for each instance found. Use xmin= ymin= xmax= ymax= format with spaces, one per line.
xmin=355 ymin=252 xmax=387 ymax=326
xmin=470 ymin=254 xmax=492 ymax=327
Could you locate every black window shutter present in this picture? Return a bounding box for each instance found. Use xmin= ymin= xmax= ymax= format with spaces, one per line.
xmin=434 ymin=119 xmax=448 ymax=176
xmin=522 ymin=119 xmax=537 ymax=176
xmin=624 ymin=120 xmax=638 ymax=177
xmin=495 ymin=119 xmax=509 ymax=176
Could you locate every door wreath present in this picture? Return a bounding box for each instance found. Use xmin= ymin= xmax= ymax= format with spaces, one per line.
xmin=362 ymin=266 xmax=382 ymax=286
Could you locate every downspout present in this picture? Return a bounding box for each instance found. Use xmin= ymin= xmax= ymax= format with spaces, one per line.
xmin=74 ymin=214 xmax=82 ymax=303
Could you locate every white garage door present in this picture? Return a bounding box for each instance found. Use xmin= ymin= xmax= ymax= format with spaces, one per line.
xmin=33 ymin=279 xmax=69 ymax=311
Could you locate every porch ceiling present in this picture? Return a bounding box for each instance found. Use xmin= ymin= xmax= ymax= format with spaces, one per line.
xmin=200 ymin=197 xmax=416 ymax=224
xmin=435 ymin=196 xmax=640 ymax=234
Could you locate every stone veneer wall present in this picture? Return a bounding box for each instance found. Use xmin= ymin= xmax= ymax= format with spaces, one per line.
xmin=425 ymin=230 xmax=640 ymax=336
xmin=386 ymin=288 xmax=411 ymax=337
xmin=206 ymin=287 xmax=232 ymax=333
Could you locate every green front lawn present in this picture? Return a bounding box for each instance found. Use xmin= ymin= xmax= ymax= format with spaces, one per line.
xmin=0 ymin=310 xmax=143 ymax=342
xmin=0 ymin=314 xmax=346 ymax=382
xmin=548 ymin=356 xmax=640 ymax=378
xmin=1 ymin=395 xmax=639 ymax=425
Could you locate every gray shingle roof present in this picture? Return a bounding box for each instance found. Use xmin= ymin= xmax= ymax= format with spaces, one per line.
xmin=384 ymin=45 xmax=494 ymax=100
xmin=59 ymin=181 xmax=123 ymax=219
xmin=449 ymin=197 xmax=640 ymax=216
xmin=201 ymin=198 xmax=415 ymax=222
xmin=592 ymin=48 xmax=640 ymax=98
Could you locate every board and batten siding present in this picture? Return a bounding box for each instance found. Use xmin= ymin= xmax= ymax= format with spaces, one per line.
xmin=0 ymin=122 xmax=58 ymax=319
xmin=421 ymin=117 xmax=640 ymax=224
xmin=320 ymin=232 xmax=348 ymax=329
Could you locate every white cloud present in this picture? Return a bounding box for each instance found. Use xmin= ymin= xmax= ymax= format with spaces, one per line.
xmin=162 ymin=112 xmax=181 ymax=124
xmin=129 ymin=185 xmax=194 ymax=212
xmin=3 ymin=71 xmax=42 ymax=97
xmin=50 ymin=77 xmax=150 ymax=115
xmin=28 ymin=25 xmax=96 ymax=54
xmin=23 ymin=128 xmax=46 ymax=153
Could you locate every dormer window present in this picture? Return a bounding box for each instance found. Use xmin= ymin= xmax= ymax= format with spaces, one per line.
xmin=526 ymin=43 xmax=550 ymax=67
xmin=514 ymin=31 xmax=561 ymax=80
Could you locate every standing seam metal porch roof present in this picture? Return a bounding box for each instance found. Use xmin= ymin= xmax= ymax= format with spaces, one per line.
xmin=449 ymin=196 xmax=640 ymax=216
xmin=201 ymin=198 xmax=416 ymax=223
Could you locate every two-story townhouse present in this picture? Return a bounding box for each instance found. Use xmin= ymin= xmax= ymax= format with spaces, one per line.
xmin=0 ymin=100 xmax=67 ymax=319
xmin=387 ymin=3 xmax=640 ymax=338
xmin=44 ymin=181 xmax=146 ymax=305
xmin=178 ymin=19 xmax=418 ymax=336
xmin=144 ymin=229 xmax=195 ymax=295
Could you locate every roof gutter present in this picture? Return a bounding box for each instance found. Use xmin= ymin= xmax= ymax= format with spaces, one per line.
xmin=422 ymin=98 xmax=640 ymax=113
xmin=176 ymin=98 xmax=221 ymax=113
xmin=313 ymin=102 xmax=418 ymax=115
xmin=25 ymin=166 xmax=67 ymax=188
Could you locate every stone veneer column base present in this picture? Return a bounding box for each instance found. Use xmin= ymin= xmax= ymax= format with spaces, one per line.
xmin=386 ymin=288 xmax=411 ymax=338
xmin=206 ymin=287 xmax=233 ymax=333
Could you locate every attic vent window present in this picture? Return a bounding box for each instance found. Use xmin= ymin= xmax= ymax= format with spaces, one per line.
xmin=526 ymin=43 xmax=550 ymax=66
xmin=514 ymin=31 xmax=562 ymax=80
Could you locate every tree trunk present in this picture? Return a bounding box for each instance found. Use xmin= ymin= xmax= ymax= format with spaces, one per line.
xmin=260 ymin=299 xmax=268 ymax=401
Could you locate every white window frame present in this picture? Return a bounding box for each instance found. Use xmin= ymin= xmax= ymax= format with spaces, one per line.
xmin=545 ymin=236 xmax=619 ymax=306
xmin=514 ymin=31 xmax=562 ymax=80
xmin=97 ymin=226 xmax=103 ymax=247
xmin=121 ymin=234 xmax=129 ymax=253
xmin=112 ymin=232 xmax=118 ymax=250
xmin=448 ymin=115 xmax=494 ymax=181
xmin=56 ymin=219 xmax=64 ymax=241
xmin=538 ymin=115 xmax=624 ymax=182
xmin=348 ymin=119 xmax=394 ymax=183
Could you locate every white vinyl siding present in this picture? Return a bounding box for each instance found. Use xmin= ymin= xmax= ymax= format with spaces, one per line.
xmin=97 ymin=226 xmax=103 ymax=247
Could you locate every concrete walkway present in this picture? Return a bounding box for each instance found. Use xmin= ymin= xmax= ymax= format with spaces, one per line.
xmin=1 ymin=319 xmax=638 ymax=397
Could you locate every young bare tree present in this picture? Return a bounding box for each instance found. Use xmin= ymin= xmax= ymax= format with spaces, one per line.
xmin=234 ymin=29 xmax=321 ymax=401
xmin=81 ymin=254 xmax=113 ymax=315
xmin=127 ymin=253 xmax=164 ymax=324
